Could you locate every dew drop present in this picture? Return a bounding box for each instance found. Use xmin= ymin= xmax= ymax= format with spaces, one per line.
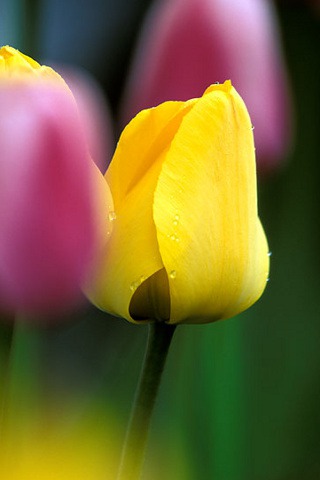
xmin=268 ymin=251 xmax=272 ymax=257
xmin=130 ymin=280 xmax=140 ymax=292
xmin=173 ymin=214 xmax=180 ymax=226
xmin=169 ymin=270 xmax=176 ymax=279
xmin=130 ymin=276 xmax=146 ymax=292
xmin=251 ymin=125 xmax=255 ymax=130
xmin=108 ymin=211 xmax=117 ymax=222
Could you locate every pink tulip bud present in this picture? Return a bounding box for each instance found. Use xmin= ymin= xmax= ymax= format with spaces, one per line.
xmin=0 ymin=81 xmax=108 ymax=316
xmin=120 ymin=0 xmax=292 ymax=174
xmin=58 ymin=66 xmax=115 ymax=171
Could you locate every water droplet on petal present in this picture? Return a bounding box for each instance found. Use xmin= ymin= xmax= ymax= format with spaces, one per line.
xmin=169 ymin=270 xmax=176 ymax=279
xmin=108 ymin=211 xmax=117 ymax=222
xmin=173 ymin=214 xmax=180 ymax=227
xmin=130 ymin=280 xmax=140 ymax=292
xmin=268 ymin=251 xmax=272 ymax=257
xmin=130 ymin=276 xmax=146 ymax=292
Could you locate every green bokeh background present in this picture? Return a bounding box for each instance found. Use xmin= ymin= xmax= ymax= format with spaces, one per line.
xmin=0 ymin=1 xmax=319 ymax=479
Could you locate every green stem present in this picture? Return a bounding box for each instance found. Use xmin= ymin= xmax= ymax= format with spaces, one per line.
xmin=0 ymin=317 xmax=42 ymax=441
xmin=0 ymin=323 xmax=14 ymax=437
xmin=117 ymin=322 xmax=176 ymax=480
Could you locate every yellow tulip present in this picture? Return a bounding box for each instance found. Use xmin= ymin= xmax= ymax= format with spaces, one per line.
xmin=88 ymin=80 xmax=269 ymax=324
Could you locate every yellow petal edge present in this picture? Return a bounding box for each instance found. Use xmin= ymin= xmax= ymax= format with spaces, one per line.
xmin=0 ymin=45 xmax=65 ymax=85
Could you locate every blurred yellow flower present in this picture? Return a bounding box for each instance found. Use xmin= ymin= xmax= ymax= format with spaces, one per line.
xmin=88 ymin=80 xmax=269 ymax=324
xmin=0 ymin=405 xmax=120 ymax=480
xmin=0 ymin=45 xmax=62 ymax=83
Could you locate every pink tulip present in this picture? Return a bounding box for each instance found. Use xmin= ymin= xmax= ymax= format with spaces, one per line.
xmin=58 ymin=66 xmax=115 ymax=171
xmin=120 ymin=0 xmax=292 ymax=174
xmin=0 ymin=82 xmax=105 ymax=316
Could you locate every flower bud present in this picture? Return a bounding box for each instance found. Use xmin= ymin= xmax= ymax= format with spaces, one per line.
xmin=88 ymin=81 xmax=270 ymax=324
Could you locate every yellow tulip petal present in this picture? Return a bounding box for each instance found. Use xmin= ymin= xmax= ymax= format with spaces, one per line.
xmin=90 ymin=161 xmax=114 ymax=247
xmin=225 ymin=217 xmax=269 ymax=318
xmin=89 ymin=101 xmax=195 ymax=321
xmin=129 ymin=268 xmax=170 ymax=322
xmin=88 ymin=156 xmax=165 ymax=321
xmin=107 ymin=98 xmax=196 ymax=206
xmin=153 ymin=81 xmax=269 ymax=324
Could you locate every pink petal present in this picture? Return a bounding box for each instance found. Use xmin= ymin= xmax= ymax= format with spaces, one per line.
xmin=0 ymin=83 xmax=99 ymax=315
xmin=58 ymin=66 xmax=115 ymax=171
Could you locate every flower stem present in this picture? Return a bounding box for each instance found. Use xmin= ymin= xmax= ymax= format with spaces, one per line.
xmin=117 ymin=322 xmax=176 ymax=480
xmin=1 ymin=317 xmax=42 ymax=440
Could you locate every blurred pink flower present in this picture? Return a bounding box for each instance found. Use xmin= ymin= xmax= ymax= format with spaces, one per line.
xmin=120 ymin=0 xmax=292 ymax=174
xmin=0 ymin=81 xmax=109 ymax=316
xmin=59 ymin=66 xmax=115 ymax=171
